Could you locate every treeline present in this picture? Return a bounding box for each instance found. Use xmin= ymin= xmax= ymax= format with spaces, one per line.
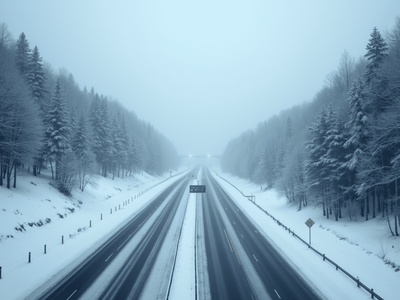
xmin=0 ymin=23 xmax=179 ymax=195
xmin=222 ymin=17 xmax=400 ymax=236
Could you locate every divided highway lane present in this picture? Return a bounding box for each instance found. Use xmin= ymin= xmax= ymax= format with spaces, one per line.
xmin=99 ymin=176 xmax=189 ymax=299
xmin=201 ymin=174 xmax=255 ymax=300
xmin=205 ymin=168 xmax=324 ymax=300
xmin=36 ymin=174 xmax=191 ymax=300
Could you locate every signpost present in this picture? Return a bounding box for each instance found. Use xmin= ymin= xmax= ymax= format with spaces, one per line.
xmin=305 ymin=218 xmax=315 ymax=245
xmin=190 ymin=185 xmax=206 ymax=193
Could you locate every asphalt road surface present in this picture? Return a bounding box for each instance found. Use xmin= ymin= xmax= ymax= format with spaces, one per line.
xmin=35 ymin=174 xmax=190 ymax=300
xmin=201 ymin=168 xmax=323 ymax=300
xmin=33 ymin=167 xmax=324 ymax=300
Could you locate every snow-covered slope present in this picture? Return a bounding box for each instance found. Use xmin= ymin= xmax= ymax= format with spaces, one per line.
xmin=0 ymin=168 xmax=186 ymax=299
xmin=212 ymin=168 xmax=400 ymax=300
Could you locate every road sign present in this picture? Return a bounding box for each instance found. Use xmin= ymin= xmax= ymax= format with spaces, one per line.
xmin=305 ymin=218 xmax=315 ymax=245
xmin=190 ymin=185 xmax=206 ymax=193
xmin=305 ymin=218 xmax=315 ymax=228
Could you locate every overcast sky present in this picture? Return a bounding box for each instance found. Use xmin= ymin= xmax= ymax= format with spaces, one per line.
xmin=1 ymin=1 xmax=399 ymax=156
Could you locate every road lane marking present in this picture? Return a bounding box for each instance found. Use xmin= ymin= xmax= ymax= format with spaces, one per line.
xmin=66 ymin=290 xmax=77 ymax=300
xmin=253 ymin=254 xmax=258 ymax=262
xmin=105 ymin=253 xmax=114 ymax=262
xmin=228 ymin=232 xmax=241 ymax=265
xmin=117 ymin=241 xmax=126 ymax=251
xmin=223 ymin=229 xmax=233 ymax=252
xmin=274 ymin=289 xmax=281 ymax=299
xmin=241 ymin=234 xmax=244 ymax=239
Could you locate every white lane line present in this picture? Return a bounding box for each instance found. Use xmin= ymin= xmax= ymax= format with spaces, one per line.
xmin=117 ymin=241 xmax=126 ymax=251
xmin=274 ymin=289 xmax=281 ymax=299
xmin=223 ymin=229 xmax=233 ymax=252
xmin=252 ymin=254 xmax=258 ymax=262
xmin=241 ymin=234 xmax=244 ymax=239
xmin=66 ymin=290 xmax=77 ymax=300
xmin=105 ymin=253 xmax=114 ymax=262
xmin=233 ymin=221 xmax=236 ymax=225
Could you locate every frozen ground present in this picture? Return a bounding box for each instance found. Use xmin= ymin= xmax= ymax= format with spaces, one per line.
xmin=0 ymin=166 xmax=399 ymax=300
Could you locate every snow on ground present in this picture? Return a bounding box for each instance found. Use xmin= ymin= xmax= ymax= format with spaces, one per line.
xmin=169 ymin=179 xmax=196 ymax=299
xmin=1 ymin=165 xmax=399 ymax=300
xmin=211 ymin=167 xmax=400 ymax=300
xmin=0 ymin=167 xmax=187 ymax=300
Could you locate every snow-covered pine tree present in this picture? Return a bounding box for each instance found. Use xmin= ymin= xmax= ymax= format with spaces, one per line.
xmin=305 ymin=106 xmax=330 ymax=216
xmin=343 ymin=78 xmax=369 ymax=171
xmin=99 ymin=97 xmax=112 ymax=176
xmin=364 ymin=27 xmax=388 ymax=85
xmin=15 ymin=32 xmax=31 ymax=79
xmin=343 ymin=77 xmax=372 ymax=219
xmin=110 ymin=115 xmax=122 ymax=179
xmin=89 ymin=93 xmax=101 ymax=168
xmin=90 ymin=93 xmax=112 ymax=176
xmin=320 ymin=105 xmax=348 ymax=220
xmin=45 ymin=78 xmax=71 ymax=182
xmin=72 ymin=113 xmax=89 ymax=159
xmin=27 ymin=46 xmax=47 ymax=111
xmin=72 ymin=113 xmax=95 ymax=191
xmin=117 ymin=113 xmax=130 ymax=177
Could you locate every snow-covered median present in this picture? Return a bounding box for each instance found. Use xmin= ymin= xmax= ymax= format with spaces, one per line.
xmin=169 ymin=181 xmax=197 ymax=299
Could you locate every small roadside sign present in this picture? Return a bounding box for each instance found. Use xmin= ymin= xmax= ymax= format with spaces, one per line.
xmin=305 ymin=218 xmax=315 ymax=228
xmin=190 ymin=185 xmax=206 ymax=193
xmin=305 ymin=218 xmax=315 ymax=245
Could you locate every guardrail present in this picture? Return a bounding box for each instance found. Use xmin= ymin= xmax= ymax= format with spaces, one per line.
xmin=212 ymin=170 xmax=384 ymax=300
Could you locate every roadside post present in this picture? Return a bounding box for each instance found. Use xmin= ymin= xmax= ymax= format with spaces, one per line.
xmin=305 ymin=218 xmax=315 ymax=245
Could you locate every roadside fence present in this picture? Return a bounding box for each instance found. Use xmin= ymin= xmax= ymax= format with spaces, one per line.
xmin=0 ymin=170 xmax=187 ymax=280
xmin=212 ymin=170 xmax=384 ymax=300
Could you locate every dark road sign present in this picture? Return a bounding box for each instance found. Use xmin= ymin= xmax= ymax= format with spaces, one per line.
xmin=190 ymin=185 xmax=206 ymax=193
xmin=305 ymin=218 xmax=315 ymax=228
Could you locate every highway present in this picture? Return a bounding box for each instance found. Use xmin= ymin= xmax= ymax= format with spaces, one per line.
xmin=35 ymin=174 xmax=191 ymax=300
xmin=202 ymin=168 xmax=324 ymax=300
xmin=33 ymin=167 xmax=324 ymax=300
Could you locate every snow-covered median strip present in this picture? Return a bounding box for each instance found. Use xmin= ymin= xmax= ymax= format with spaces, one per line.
xmin=169 ymin=182 xmax=197 ymax=300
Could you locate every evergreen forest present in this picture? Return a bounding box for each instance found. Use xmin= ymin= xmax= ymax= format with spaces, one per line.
xmin=0 ymin=23 xmax=179 ymax=196
xmin=221 ymin=17 xmax=400 ymax=236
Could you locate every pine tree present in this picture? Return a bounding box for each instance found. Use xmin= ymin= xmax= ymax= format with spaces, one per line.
xmin=343 ymin=77 xmax=371 ymax=219
xmin=364 ymin=27 xmax=388 ymax=84
xmin=343 ymin=78 xmax=369 ymax=171
xmin=89 ymin=93 xmax=101 ymax=166
xmin=305 ymin=106 xmax=330 ymax=216
xmin=72 ymin=113 xmax=95 ymax=191
xmin=320 ymin=105 xmax=347 ymax=220
xmin=45 ymin=78 xmax=71 ymax=181
xmin=90 ymin=95 xmax=112 ymax=176
xmin=15 ymin=32 xmax=31 ymax=78
xmin=72 ymin=113 xmax=89 ymax=159
xmin=27 ymin=46 xmax=47 ymax=111
xmin=118 ymin=113 xmax=130 ymax=177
